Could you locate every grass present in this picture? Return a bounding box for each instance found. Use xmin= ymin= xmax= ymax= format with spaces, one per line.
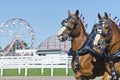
xmin=1 ymin=68 xmax=74 ymax=76
xmin=3 ymin=69 xmax=19 ymax=76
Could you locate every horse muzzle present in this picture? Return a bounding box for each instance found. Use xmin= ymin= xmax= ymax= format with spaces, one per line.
xmin=57 ymin=34 xmax=68 ymax=42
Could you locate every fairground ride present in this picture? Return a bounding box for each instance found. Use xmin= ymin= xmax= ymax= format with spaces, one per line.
xmin=0 ymin=18 xmax=35 ymax=56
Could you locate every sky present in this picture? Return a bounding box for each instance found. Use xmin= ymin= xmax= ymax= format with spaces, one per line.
xmin=0 ymin=0 xmax=120 ymax=48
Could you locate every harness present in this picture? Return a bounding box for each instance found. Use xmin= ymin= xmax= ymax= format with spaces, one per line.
xmin=68 ymin=30 xmax=103 ymax=71
xmin=91 ymin=27 xmax=119 ymax=80
xmin=69 ymin=25 xmax=120 ymax=80
xmin=91 ymin=20 xmax=119 ymax=80
xmin=104 ymin=49 xmax=120 ymax=80
xmin=63 ymin=16 xmax=118 ymax=79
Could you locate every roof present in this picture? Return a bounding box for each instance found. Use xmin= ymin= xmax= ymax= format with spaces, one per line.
xmin=36 ymin=49 xmax=64 ymax=54
xmin=38 ymin=35 xmax=71 ymax=53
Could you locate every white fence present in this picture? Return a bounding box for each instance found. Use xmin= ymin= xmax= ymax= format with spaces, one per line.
xmin=0 ymin=56 xmax=72 ymax=76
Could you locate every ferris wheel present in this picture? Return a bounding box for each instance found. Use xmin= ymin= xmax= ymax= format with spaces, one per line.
xmin=0 ymin=18 xmax=35 ymax=54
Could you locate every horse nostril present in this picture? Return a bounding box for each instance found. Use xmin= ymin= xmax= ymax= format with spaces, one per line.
xmin=57 ymin=34 xmax=63 ymax=39
xmin=98 ymin=43 xmax=100 ymax=46
xmin=57 ymin=35 xmax=60 ymax=38
xmin=57 ymin=35 xmax=59 ymax=37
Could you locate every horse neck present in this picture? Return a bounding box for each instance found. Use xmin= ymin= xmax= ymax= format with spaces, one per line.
xmin=112 ymin=21 xmax=120 ymax=38
xmin=71 ymin=20 xmax=87 ymax=51
xmin=108 ymin=21 xmax=120 ymax=53
xmin=110 ymin=21 xmax=120 ymax=42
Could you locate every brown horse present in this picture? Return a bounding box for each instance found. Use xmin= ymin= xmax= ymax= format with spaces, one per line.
xmin=92 ymin=12 xmax=120 ymax=80
xmin=57 ymin=10 xmax=105 ymax=80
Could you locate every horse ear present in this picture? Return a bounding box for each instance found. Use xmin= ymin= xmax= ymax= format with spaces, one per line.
xmin=98 ymin=13 xmax=102 ymax=20
xmin=75 ymin=10 xmax=79 ymax=17
xmin=68 ymin=10 xmax=71 ymax=16
xmin=104 ymin=12 xmax=109 ymax=20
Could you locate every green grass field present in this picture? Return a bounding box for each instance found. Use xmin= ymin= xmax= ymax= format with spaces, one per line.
xmin=2 ymin=68 xmax=74 ymax=76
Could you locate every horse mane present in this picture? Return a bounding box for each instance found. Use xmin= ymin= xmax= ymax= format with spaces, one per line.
xmin=109 ymin=15 xmax=120 ymax=44
xmin=79 ymin=14 xmax=88 ymax=36
xmin=109 ymin=14 xmax=120 ymax=30
xmin=113 ymin=17 xmax=120 ymax=30
xmin=110 ymin=17 xmax=120 ymax=33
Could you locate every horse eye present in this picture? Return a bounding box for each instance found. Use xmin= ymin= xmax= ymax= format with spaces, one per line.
xmin=105 ymin=26 xmax=109 ymax=29
xmin=95 ymin=29 xmax=98 ymax=31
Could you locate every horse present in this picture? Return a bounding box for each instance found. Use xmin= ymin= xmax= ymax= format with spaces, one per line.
xmin=57 ymin=10 xmax=105 ymax=80
xmin=92 ymin=12 xmax=120 ymax=80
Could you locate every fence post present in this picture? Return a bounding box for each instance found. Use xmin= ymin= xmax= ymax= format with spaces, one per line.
xmin=41 ymin=66 xmax=44 ymax=75
xmin=0 ymin=60 xmax=3 ymax=76
xmin=66 ymin=56 xmax=68 ymax=76
xmin=18 ymin=56 xmax=21 ymax=75
xmin=51 ymin=56 xmax=53 ymax=76
xmin=41 ymin=57 xmax=44 ymax=75
xmin=25 ymin=57 xmax=28 ymax=76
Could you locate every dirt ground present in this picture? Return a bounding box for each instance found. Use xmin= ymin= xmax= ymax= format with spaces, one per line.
xmin=0 ymin=76 xmax=104 ymax=80
xmin=0 ymin=76 xmax=74 ymax=80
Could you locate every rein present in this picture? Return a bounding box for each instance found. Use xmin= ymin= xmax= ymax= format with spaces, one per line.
xmin=96 ymin=39 xmax=120 ymax=52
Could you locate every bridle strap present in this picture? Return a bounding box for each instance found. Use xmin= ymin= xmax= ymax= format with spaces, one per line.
xmin=66 ymin=22 xmax=78 ymax=31
xmin=95 ymin=31 xmax=107 ymax=38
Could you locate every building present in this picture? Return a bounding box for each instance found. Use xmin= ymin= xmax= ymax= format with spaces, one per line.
xmin=37 ymin=35 xmax=71 ymax=56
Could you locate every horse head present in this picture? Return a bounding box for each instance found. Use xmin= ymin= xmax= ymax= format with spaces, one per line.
xmin=57 ymin=10 xmax=87 ymax=42
xmin=92 ymin=12 xmax=120 ymax=54
xmin=92 ymin=13 xmax=120 ymax=80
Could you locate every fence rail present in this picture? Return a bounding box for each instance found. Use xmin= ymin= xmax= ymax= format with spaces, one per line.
xmin=0 ymin=56 xmax=72 ymax=76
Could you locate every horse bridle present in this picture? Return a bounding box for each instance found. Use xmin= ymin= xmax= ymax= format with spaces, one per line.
xmin=93 ymin=20 xmax=112 ymax=50
xmin=61 ymin=16 xmax=79 ymax=39
xmin=96 ymin=21 xmax=111 ymax=37
xmin=97 ymin=20 xmax=111 ymax=38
